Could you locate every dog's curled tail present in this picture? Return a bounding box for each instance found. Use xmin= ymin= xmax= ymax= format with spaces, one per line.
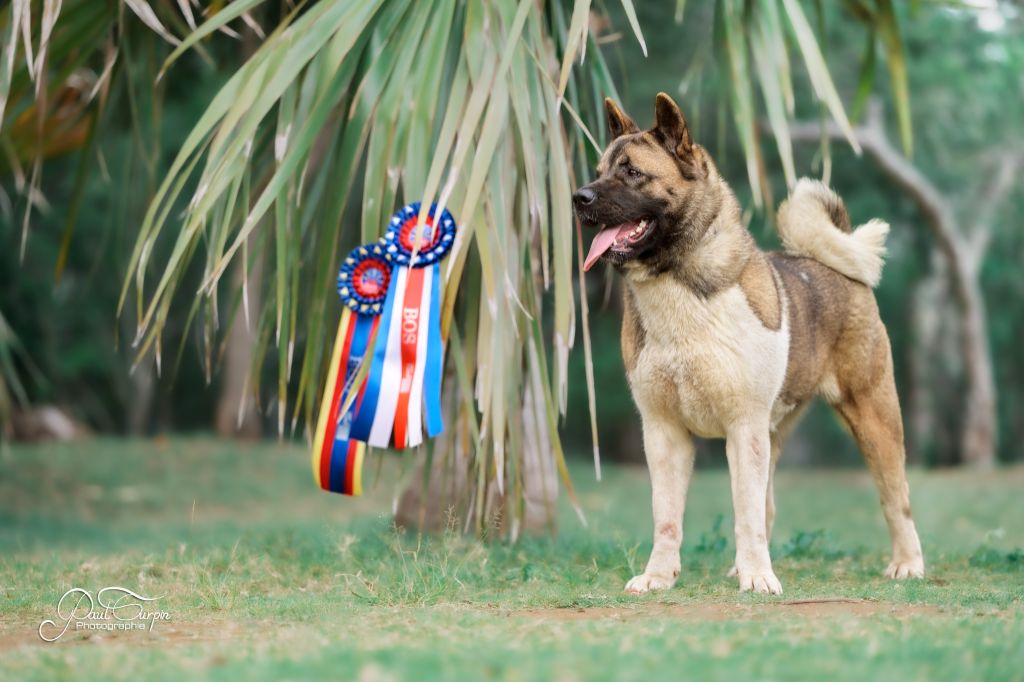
xmin=776 ymin=178 xmax=889 ymax=288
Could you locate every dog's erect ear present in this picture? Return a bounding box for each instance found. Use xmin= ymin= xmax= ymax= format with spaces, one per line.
xmin=653 ymin=92 xmax=706 ymax=177
xmin=653 ymin=92 xmax=694 ymax=157
xmin=605 ymin=98 xmax=638 ymax=139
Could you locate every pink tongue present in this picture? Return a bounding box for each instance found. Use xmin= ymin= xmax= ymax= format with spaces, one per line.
xmin=584 ymin=223 xmax=635 ymax=272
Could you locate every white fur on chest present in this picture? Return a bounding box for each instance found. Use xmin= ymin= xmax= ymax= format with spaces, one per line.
xmin=626 ymin=276 xmax=789 ymax=438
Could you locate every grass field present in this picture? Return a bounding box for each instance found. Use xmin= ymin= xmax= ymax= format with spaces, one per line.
xmin=1 ymin=438 xmax=1022 ymax=681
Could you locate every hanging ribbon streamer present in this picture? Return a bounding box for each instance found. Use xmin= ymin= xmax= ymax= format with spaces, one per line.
xmin=350 ymin=202 xmax=455 ymax=448
xmin=313 ymin=203 xmax=456 ymax=496
xmin=311 ymin=242 xmax=390 ymax=495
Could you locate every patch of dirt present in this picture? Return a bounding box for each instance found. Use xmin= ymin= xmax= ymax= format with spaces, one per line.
xmin=515 ymin=599 xmax=946 ymax=622
xmin=1 ymin=600 xmax=954 ymax=652
xmin=0 ymin=620 xmax=256 ymax=652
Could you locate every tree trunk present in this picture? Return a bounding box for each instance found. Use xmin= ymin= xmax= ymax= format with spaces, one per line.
xmin=214 ymin=17 xmax=266 ymax=439
xmin=516 ymin=356 xmax=560 ymax=535
xmin=394 ymin=382 xmax=474 ymax=534
xmin=118 ymin=307 xmax=156 ymax=435
xmin=916 ymin=236 xmax=996 ymax=467
xmin=907 ymin=256 xmax=963 ymax=465
xmin=957 ymin=260 xmax=996 ymax=467
xmin=126 ymin=352 xmax=155 ymax=435
xmin=394 ymin=369 xmax=559 ymax=537
xmin=214 ymin=257 xmax=263 ymax=438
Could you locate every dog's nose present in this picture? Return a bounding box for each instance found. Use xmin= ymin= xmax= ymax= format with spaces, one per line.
xmin=572 ymin=187 xmax=597 ymax=208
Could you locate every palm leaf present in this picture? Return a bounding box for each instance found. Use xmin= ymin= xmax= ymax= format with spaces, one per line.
xmin=751 ymin=5 xmax=796 ymax=189
xmin=850 ymin=31 xmax=878 ymax=121
xmin=780 ymin=0 xmax=861 ymax=153
xmin=720 ymin=0 xmax=762 ymax=207
xmin=112 ymin=0 xmax=631 ymax=537
xmin=875 ymin=0 xmax=912 ymax=155
xmin=698 ymin=0 xmax=895 ymax=206
xmin=1 ymin=0 xmax=199 ymax=264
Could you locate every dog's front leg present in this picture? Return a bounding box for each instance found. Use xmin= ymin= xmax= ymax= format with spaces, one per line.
xmin=726 ymin=418 xmax=783 ymax=595
xmin=625 ymin=417 xmax=695 ymax=594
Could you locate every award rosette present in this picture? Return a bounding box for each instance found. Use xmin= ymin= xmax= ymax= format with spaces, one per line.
xmin=311 ymin=242 xmax=390 ymax=495
xmin=312 ymin=203 xmax=456 ymax=496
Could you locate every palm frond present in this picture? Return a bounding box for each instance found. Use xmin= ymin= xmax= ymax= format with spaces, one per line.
xmin=0 ymin=0 xmax=234 ymax=266
xmin=122 ymin=0 xmax=633 ymax=535
xmin=704 ymin=0 xmax=916 ymax=205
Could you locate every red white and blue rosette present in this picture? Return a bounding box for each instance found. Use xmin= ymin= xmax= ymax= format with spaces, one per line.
xmin=382 ymin=202 xmax=456 ymax=267
xmin=313 ymin=203 xmax=456 ymax=497
xmin=337 ymin=241 xmax=391 ymax=314
xmin=312 ymin=243 xmax=390 ymax=495
xmin=350 ymin=203 xmax=453 ymax=449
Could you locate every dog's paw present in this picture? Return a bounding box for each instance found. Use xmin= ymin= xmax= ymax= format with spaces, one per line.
xmin=625 ymin=572 xmax=676 ymax=594
xmin=737 ymin=570 xmax=783 ymax=595
xmin=884 ymin=557 xmax=925 ymax=580
xmin=725 ymin=565 xmax=738 ymax=578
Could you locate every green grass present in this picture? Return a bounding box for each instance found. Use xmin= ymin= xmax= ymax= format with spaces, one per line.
xmin=1 ymin=438 xmax=1022 ymax=681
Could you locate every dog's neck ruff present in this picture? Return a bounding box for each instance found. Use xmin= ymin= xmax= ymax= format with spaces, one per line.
xmin=622 ymin=189 xmax=753 ymax=299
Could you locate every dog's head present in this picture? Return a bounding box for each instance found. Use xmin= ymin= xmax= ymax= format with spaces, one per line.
xmin=575 ymin=93 xmax=720 ymax=274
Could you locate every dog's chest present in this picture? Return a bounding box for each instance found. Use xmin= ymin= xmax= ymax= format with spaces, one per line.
xmin=625 ymin=277 xmax=789 ymax=437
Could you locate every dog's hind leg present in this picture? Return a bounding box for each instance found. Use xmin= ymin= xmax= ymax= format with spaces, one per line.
xmin=765 ymin=403 xmax=810 ymax=545
xmin=834 ymin=330 xmax=925 ymax=579
xmin=765 ymin=430 xmax=784 ymax=546
xmin=625 ymin=416 xmax=695 ymax=594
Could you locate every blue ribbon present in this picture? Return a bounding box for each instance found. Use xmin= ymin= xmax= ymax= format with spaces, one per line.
xmin=349 ymin=267 xmax=400 ymax=442
xmin=335 ymin=204 xmax=455 ymax=450
xmin=328 ymin=313 xmax=374 ymax=491
xmin=423 ymin=263 xmax=444 ymax=437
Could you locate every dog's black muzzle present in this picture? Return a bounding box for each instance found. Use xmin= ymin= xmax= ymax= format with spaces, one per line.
xmin=572 ymin=186 xmax=597 ymax=210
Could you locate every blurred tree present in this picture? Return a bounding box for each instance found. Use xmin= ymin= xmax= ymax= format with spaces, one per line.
xmin=0 ymin=310 xmax=30 ymax=436
xmin=789 ymin=101 xmax=1020 ymax=468
xmin=788 ymin=4 xmax=1024 ymax=466
xmin=213 ymin=20 xmax=264 ymax=440
xmin=0 ymin=1 xmax=234 ymax=436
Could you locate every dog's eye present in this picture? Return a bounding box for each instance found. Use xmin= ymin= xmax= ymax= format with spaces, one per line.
xmin=626 ymin=167 xmax=643 ymax=179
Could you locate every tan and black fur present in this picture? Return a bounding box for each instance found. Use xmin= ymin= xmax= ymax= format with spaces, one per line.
xmin=574 ymin=93 xmax=924 ymax=594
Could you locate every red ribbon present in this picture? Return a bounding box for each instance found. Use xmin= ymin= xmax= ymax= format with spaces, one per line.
xmin=318 ymin=311 xmax=358 ymax=488
xmin=392 ymin=266 xmax=426 ymax=448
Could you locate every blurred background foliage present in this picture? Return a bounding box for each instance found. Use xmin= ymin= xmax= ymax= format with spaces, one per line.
xmin=1 ymin=0 xmax=1022 ymax=475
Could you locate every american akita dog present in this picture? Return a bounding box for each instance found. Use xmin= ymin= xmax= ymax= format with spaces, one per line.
xmin=573 ymin=93 xmax=925 ymax=594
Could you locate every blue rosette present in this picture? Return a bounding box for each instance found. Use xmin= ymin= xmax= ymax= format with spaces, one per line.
xmin=336 ymin=241 xmax=391 ymax=315
xmin=383 ymin=202 xmax=456 ymax=268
